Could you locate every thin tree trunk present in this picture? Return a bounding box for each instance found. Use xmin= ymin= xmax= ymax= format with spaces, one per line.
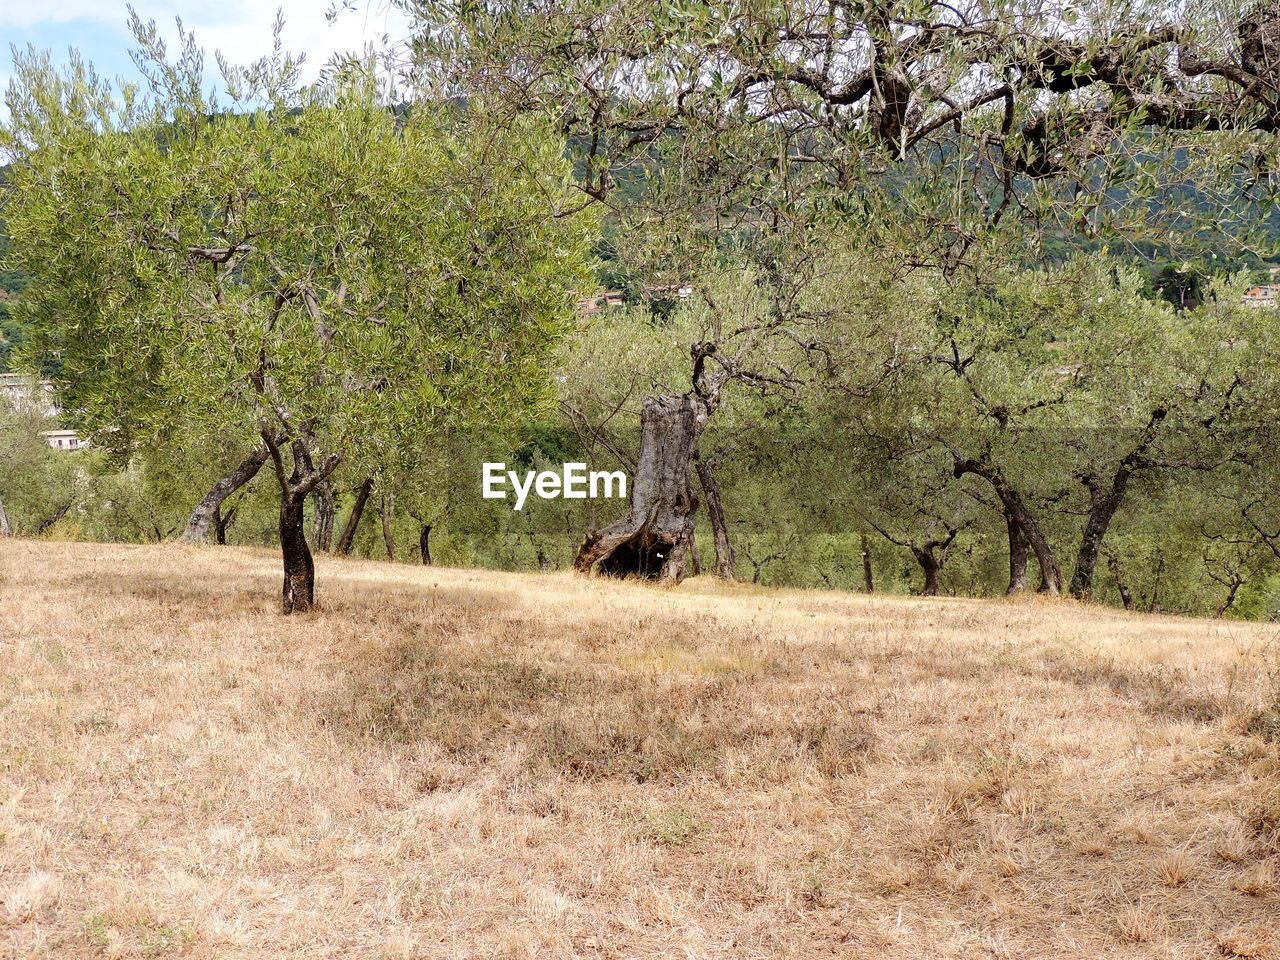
xmin=419 ymin=523 xmax=432 ymax=565
xmin=183 ymin=443 xmax=271 ymax=543
xmin=1106 ymin=553 xmax=1135 ymax=610
xmin=955 ymin=458 xmax=1061 ymax=595
xmin=213 ymin=503 xmax=239 ymax=545
xmin=380 ymin=489 xmax=396 ymax=561
xmin=35 ymin=501 xmax=72 ymax=536
xmin=1006 ymin=511 xmax=1029 ymax=595
xmin=861 ymin=532 xmax=874 ymax=593
xmin=1148 ymin=552 xmax=1165 ymax=613
xmin=1215 ymin=578 xmax=1243 ymax=618
xmin=312 ymin=479 xmax=336 ymax=553
xmin=334 ymin=476 xmax=374 ymax=557
xmin=0 ymin=497 xmax=10 ymax=538
xmin=694 ymin=453 xmax=736 ymax=580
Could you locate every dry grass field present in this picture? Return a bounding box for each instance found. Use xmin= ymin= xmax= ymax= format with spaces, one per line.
xmin=2 ymin=540 xmax=1279 ymax=959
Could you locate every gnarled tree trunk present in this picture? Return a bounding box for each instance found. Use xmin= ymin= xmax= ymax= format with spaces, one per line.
xmin=419 ymin=523 xmax=432 ymax=565
xmin=1071 ymin=475 xmax=1128 ymax=600
xmin=279 ymin=485 xmax=314 ymax=614
xmin=576 ymin=343 xmax=726 ymax=582
xmin=694 ymin=452 xmax=736 ymax=580
xmin=262 ymin=432 xmax=339 ymax=615
xmin=334 ymin=476 xmax=374 ymax=557
xmin=955 ymin=457 xmax=1061 ymax=595
xmin=183 ymin=443 xmax=271 ymax=543
xmin=914 ymin=548 xmax=943 ymax=596
xmin=1072 ymin=408 xmax=1168 ymax=599
xmin=0 ymin=497 xmax=11 ymax=538
xmin=910 ymin=528 xmax=957 ymax=597
xmin=1006 ymin=511 xmax=1029 ymax=595
xmin=860 ymin=532 xmax=875 ymax=593
xmin=575 ymin=392 xmax=704 ymax=581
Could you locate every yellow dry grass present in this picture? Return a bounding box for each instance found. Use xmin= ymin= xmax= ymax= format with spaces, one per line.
xmin=2 ymin=539 xmax=1279 ymax=959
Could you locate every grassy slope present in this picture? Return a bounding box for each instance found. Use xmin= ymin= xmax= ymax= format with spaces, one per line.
xmin=1 ymin=540 xmax=1278 ymax=959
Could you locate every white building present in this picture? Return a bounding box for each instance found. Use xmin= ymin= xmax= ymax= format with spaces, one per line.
xmin=0 ymin=373 xmax=88 ymax=450
xmin=40 ymin=429 xmax=88 ymax=451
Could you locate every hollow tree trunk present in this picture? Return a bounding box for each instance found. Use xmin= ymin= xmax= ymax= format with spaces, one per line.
xmin=183 ymin=443 xmax=271 ymax=543
xmin=694 ymin=454 xmax=736 ymax=580
xmin=0 ymin=497 xmax=11 ymax=537
xmin=576 ymin=343 xmax=726 ymax=583
xmin=1006 ymin=512 xmax=1029 ymax=595
xmin=575 ymin=393 xmax=704 ymax=581
xmin=380 ymin=489 xmax=396 ymax=561
xmin=334 ymin=476 xmax=374 ymax=557
xmin=312 ymin=479 xmax=336 ymax=553
xmin=955 ymin=458 xmax=1061 ymax=595
xmin=419 ymin=523 xmax=432 ymax=565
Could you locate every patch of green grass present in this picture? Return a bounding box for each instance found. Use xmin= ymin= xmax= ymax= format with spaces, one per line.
xmin=642 ymin=808 xmax=706 ymax=847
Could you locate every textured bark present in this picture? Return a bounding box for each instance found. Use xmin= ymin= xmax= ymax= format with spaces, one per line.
xmin=312 ymin=479 xmax=336 ymax=553
xmin=262 ymin=433 xmax=340 ymax=615
xmin=915 ymin=549 xmax=942 ymax=596
xmin=575 ymin=343 xmax=732 ymax=582
xmin=955 ymin=458 xmax=1061 ymax=595
xmin=184 ymin=444 xmax=271 ymax=543
xmin=694 ymin=453 xmax=736 ymax=580
xmin=860 ymin=532 xmax=875 ymax=593
xmin=279 ymin=487 xmax=315 ymax=614
xmin=576 ymin=393 xmax=706 ymax=581
xmin=910 ymin=528 xmax=958 ymax=596
xmin=334 ymin=477 xmax=374 ymax=557
xmin=0 ymin=497 xmax=10 ymax=538
xmin=1006 ymin=511 xmax=1029 ymax=595
xmin=1070 ymin=476 xmax=1128 ymax=600
xmin=419 ymin=523 xmax=432 ymax=565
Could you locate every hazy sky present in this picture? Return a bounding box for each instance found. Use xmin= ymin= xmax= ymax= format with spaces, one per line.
xmin=0 ymin=1 xmax=412 ymax=112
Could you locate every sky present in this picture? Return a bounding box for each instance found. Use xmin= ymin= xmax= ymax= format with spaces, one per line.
xmin=0 ymin=1 xmax=413 ymax=114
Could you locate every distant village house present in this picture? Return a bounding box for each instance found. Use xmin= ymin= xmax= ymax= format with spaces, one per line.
xmin=0 ymin=373 xmax=88 ymax=450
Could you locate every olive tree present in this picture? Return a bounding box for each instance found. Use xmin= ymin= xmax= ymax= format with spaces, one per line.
xmin=392 ymin=0 xmax=1280 ymax=583
xmin=2 ymin=21 xmax=596 ymax=610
